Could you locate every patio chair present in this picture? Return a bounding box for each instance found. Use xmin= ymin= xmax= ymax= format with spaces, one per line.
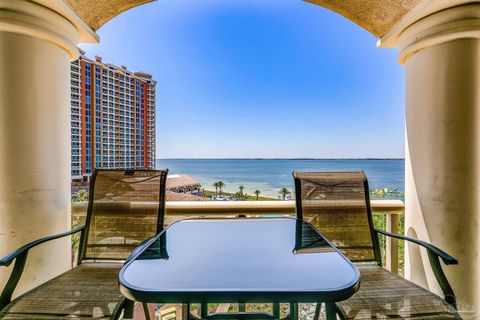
xmin=0 ymin=168 xmax=168 ymax=319
xmin=293 ymin=171 xmax=460 ymax=320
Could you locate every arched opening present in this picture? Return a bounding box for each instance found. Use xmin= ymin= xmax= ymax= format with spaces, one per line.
xmin=1 ymin=0 xmax=479 ymax=317
xmin=77 ymin=0 xmax=405 ymax=199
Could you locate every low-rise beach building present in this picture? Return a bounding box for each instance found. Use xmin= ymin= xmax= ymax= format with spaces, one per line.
xmin=166 ymin=174 xmax=202 ymax=195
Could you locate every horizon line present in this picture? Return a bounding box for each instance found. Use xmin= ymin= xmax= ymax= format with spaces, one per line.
xmin=156 ymin=157 xmax=405 ymax=160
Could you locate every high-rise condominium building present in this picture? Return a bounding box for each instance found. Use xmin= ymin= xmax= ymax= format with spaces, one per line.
xmin=70 ymin=50 xmax=156 ymax=180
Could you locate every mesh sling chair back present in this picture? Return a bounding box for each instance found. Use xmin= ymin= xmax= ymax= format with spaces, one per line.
xmin=81 ymin=169 xmax=167 ymax=261
xmin=0 ymin=169 xmax=168 ymax=319
xmin=293 ymin=171 xmax=461 ymax=320
xmin=293 ymin=172 xmax=380 ymax=263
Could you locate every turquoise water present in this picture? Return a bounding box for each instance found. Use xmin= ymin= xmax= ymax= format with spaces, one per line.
xmin=156 ymin=159 xmax=404 ymax=199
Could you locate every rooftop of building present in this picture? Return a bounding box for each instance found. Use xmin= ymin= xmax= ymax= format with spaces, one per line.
xmin=166 ymin=191 xmax=207 ymax=201
xmin=76 ymin=48 xmax=155 ymax=82
xmin=166 ymin=174 xmax=201 ymax=189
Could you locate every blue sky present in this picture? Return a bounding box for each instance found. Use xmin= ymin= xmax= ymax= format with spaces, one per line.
xmin=80 ymin=0 xmax=405 ymax=159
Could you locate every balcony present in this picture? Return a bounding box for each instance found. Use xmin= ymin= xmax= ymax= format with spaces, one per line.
xmin=0 ymin=0 xmax=479 ymax=319
xmin=72 ymin=199 xmax=405 ymax=274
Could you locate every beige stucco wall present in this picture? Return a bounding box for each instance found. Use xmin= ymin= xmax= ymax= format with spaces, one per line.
xmin=0 ymin=30 xmax=73 ymax=296
xmin=404 ymin=35 xmax=480 ymax=312
xmin=0 ymin=0 xmax=83 ymax=296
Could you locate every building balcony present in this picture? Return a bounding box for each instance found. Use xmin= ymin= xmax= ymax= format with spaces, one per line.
xmin=71 ymin=199 xmax=405 ymax=275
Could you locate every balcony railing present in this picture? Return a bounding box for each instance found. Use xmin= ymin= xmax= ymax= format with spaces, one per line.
xmin=72 ymin=199 xmax=404 ymax=274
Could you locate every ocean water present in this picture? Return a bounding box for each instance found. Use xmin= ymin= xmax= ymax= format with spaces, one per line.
xmin=156 ymin=159 xmax=404 ymax=200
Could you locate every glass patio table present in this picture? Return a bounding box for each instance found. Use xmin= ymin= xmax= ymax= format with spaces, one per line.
xmin=119 ymin=217 xmax=360 ymax=320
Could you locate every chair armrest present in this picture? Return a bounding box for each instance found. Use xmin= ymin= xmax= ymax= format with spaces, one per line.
xmin=0 ymin=226 xmax=85 ymax=309
xmin=0 ymin=226 xmax=85 ymax=267
xmin=374 ymin=227 xmax=458 ymax=309
xmin=374 ymin=228 xmax=457 ymax=265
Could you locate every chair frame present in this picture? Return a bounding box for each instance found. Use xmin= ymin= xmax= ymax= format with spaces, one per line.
xmin=293 ymin=171 xmax=459 ymax=310
xmin=78 ymin=168 xmax=167 ymax=262
xmin=0 ymin=168 xmax=168 ymax=317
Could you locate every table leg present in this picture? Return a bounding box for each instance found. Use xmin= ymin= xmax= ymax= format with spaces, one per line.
xmin=273 ymin=303 xmax=280 ymax=319
xmin=325 ymin=303 xmax=337 ymax=320
xmin=313 ymin=303 xmax=321 ymax=320
xmin=200 ymin=303 xmax=208 ymax=319
xmin=183 ymin=303 xmax=191 ymax=320
xmin=123 ymin=299 xmax=134 ymax=319
xmin=289 ymin=303 xmax=298 ymax=320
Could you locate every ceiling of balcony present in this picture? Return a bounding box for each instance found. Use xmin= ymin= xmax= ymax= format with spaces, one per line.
xmin=306 ymin=0 xmax=420 ymax=36
xmin=64 ymin=0 xmax=421 ymax=37
xmin=64 ymin=0 xmax=154 ymax=31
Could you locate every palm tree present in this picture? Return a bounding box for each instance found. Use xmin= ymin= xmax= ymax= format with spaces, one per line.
xmin=73 ymin=189 xmax=89 ymax=202
xmin=234 ymin=192 xmax=243 ymax=201
xmin=213 ymin=182 xmax=220 ymax=195
xmin=278 ymin=187 xmax=290 ymax=200
xmin=254 ymin=190 xmax=261 ymax=201
xmin=218 ymin=181 xmax=225 ymax=196
xmin=239 ymin=185 xmax=245 ymax=195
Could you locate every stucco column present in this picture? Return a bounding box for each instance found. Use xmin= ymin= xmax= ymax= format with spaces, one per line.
xmin=399 ymin=4 xmax=480 ymax=313
xmin=0 ymin=1 xmax=91 ymax=296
